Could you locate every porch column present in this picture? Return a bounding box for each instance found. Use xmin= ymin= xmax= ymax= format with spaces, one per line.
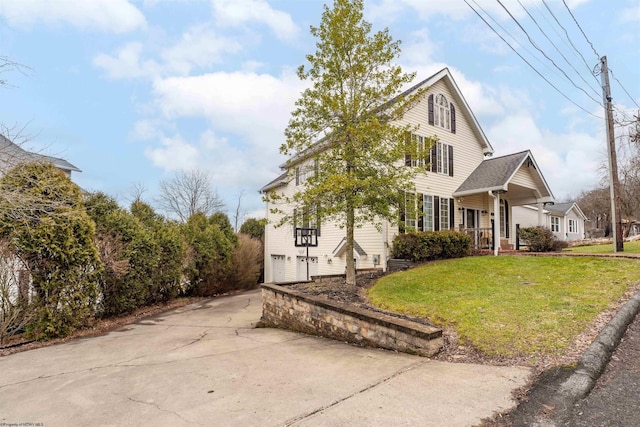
xmin=492 ymin=192 xmax=500 ymax=256
xmin=537 ymin=201 xmax=544 ymax=227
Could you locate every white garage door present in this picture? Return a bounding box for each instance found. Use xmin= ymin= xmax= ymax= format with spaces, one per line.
xmin=271 ymin=255 xmax=286 ymax=282
xmin=296 ymin=256 xmax=318 ymax=281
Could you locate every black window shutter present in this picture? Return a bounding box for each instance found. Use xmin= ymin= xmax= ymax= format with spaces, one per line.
xmin=316 ymin=204 xmax=321 ymax=237
xmin=295 ymin=167 xmax=300 ymax=185
xmin=417 ymin=194 xmax=424 ymax=231
xmin=399 ymin=192 xmax=406 ymax=234
xmin=450 ymin=104 xmax=456 ymax=134
xmin=293 ymin=208 xmax=297 ymax=237
xmin=428 ymin=94 xmax=434 ymax=125
xmin=449 ymin=198 xmax=455 ymax=229
xmin=434 ymin=196 xmax=440 ymax=231
xmin=448 ymin=145 xmax=454 ymax=177
xmin=431 ymin=143 xmax=437 ymax=172
xmin=505 ymin=200 xmax=510 ymax=238
xmin=425 ymin=143 xmax=431 ymax=171
xmin=404 ymin=132 xmax=412 ymax=166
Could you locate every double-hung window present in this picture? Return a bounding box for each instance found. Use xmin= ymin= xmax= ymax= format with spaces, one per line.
xmin=400 ymin=192 xmax=453 ymax=233
xmin=568 ymin=219 xmax=576 ymax=233
xmin=550 ymin=216 xmax=560 ymax=232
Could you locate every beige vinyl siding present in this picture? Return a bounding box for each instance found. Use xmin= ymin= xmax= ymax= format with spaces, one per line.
xmin=264 ymin=173 xmax=388 ymax=281
xmin=398 ymin=80 xmax=487 ymax=199
xmin=511 ymin=166 xmax=541 ymax=190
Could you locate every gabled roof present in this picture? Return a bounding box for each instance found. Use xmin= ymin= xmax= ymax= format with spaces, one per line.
xmin=278 ymin=67 xmax=494 ymax=170
xmin=453 ymin=150 xmax=553 ymax=199
xmin=260 ymin=172 xmax=288 ymax=193
xmin=332 ymin=237 xmax=367 ymax=257
xmin=546 ymin=202 xmax=587 ymax=220
xmin=0 ymin=134 xmax=81 ymax=173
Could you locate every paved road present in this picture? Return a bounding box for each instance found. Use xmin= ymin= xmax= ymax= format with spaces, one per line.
xmin=0 ymin=290 xmax=531 ymax=426
xmin=561 ymin=310 xmax=640 ymax=427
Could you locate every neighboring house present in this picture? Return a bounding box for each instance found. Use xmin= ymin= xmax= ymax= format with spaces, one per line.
xmin=0 ymin=133 xmax=81 ymax=306
xmin=0 ymin=134 xmax=81 ymax=177
xmin=260 ymin=68 xmax=555 ymax=282
xmin=512 ymin=202 xmax=587 ymax=241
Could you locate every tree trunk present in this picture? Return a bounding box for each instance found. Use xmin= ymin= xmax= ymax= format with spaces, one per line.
xmin=346 ymin=203 xmax=356 ymax=286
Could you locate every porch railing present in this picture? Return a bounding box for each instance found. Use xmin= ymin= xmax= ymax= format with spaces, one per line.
xmin=461 ymin=227 xmax=494 ymax=250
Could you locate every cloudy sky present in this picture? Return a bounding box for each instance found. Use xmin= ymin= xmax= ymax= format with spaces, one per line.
xmin=1 ymin=0 xmax=638 ymax=222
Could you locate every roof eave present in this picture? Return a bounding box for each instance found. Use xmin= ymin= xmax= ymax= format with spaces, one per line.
xmin=453 ymin=186 xmax=506 ymax=198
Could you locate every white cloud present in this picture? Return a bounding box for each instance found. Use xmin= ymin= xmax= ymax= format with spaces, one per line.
xmin=93 ymin=42 xmax=160 ymax=80
xmin=94 ymin=24 xmax=243 ymax=79
xmin=0 ymin=0 xmax=147 ymax=33
xmin=211 ymin=0 xmax=299 ymax=41
xmin=151 ymin=69 xmax=305 ymax=142
xmin=619 ymin=4 xmax=640 ymax=23
xmin=145 ymin=134 xmax=200 ymax=171
xmin=160 ymin=24 xmax=243 ymax=75
xmin=488 ymin=111 xmax=604 ymax=199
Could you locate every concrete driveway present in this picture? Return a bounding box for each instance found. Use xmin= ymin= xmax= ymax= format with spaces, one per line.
xmin=0 ymin=290 xmax=531 ymax=426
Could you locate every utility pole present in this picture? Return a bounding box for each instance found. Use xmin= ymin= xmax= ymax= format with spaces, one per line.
xmin=600 ymin=56 xmax=624 ymax=252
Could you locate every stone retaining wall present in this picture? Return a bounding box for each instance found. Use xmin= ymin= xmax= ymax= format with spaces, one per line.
xmin=260 ymin=283 xmax=443 ymax=357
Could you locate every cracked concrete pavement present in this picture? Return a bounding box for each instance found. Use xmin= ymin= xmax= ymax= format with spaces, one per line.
xmin=0 ymin=290 xmax=531 ymax=426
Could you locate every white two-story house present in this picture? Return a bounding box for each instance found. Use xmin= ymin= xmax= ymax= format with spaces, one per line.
xmin=261 ymin=68 xmax=555 ymax=282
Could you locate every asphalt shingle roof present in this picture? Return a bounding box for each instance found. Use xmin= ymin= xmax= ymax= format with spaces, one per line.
xmin=545 ymin=202 xmax=576 ymax=215
xmin=0 ymin=134 xmax=81 ymax=172
xmin=454 ymin=151 xmax=530 ymax=195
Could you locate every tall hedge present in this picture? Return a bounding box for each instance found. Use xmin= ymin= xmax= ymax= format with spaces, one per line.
xmin=85 ymin=192 xmax=156 ymax=316
xmin=0 ymin=163 xmax=102 ymax=339
xmin=131 ymin=201 xmax=185 ymax=303
xmin=182 ymin=212 xmax=234 ymax=296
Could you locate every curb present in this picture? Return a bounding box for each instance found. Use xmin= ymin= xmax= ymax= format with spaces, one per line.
xmin=534 ymin=289 xmax=640 ymax=425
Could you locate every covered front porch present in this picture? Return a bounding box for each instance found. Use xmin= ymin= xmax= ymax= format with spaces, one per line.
xmin=453 ymin=150 xmax=554 ymax=254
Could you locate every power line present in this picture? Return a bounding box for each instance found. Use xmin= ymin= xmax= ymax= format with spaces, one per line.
xmin=516 ymin=0 xmax=601 ymax=99
xmin=468 ymin=0 xmax=559 ymax=77
xmin=540 ymin=0 xmax=597 ymax=84
xmin=561 ymin=0 xmax=600 ymax=60
xmin=496 ymin=0 xmax=602 ymax=107
xmin=463 ymin=0 xmax=603 ymax=119
xmin=610 ymin=68 xmax=640 ymax=109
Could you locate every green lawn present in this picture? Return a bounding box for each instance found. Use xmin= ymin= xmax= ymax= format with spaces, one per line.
xmin=565 ymin=240 xmax=640 ymax=254
xmin=368 ymin=256 xmax=640 ymax=358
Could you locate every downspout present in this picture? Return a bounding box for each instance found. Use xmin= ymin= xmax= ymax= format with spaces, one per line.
xmin=488 ymin=191 xmax=500 ymax=256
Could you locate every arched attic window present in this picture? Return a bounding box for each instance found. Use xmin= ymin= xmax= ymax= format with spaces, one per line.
xmin=428 ymin=93 xmax=456 ymax=133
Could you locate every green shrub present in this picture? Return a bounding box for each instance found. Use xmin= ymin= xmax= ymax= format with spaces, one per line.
xmin=131 ymin=201 xmax=185 ymax=304
xmin=86 ymin=193 xmax=156 ymax=316
xmin=518 ymin=226 xmax=567 ymax=252
xmin=182 ymin=212 xmax=234 ymax=296
xmin=0 ymin=163 xmax=102 ymax=339
xmin=392 ymin=230 xmax=471 ymax=262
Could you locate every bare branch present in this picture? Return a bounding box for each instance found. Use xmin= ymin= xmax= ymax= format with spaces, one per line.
xmin=156 ymin=169 xmax=224 ymax=222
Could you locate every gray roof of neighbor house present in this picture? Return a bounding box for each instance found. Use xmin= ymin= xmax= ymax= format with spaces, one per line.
xmin=545 ymin=202 xmax=587 ymax=220
xmin=278 ymin=67 xmax=495 ymax=170
xmin=0 ymin=134 xmax=81 ymax=173
xmin=545 ymin=202 xmax=575 ymax=215
xmin=453 ymin=150 xmax=553 ymax=199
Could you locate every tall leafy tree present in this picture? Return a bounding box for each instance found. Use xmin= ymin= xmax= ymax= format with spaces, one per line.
xmin=266 ymin=0 xmax=431 ymax=284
